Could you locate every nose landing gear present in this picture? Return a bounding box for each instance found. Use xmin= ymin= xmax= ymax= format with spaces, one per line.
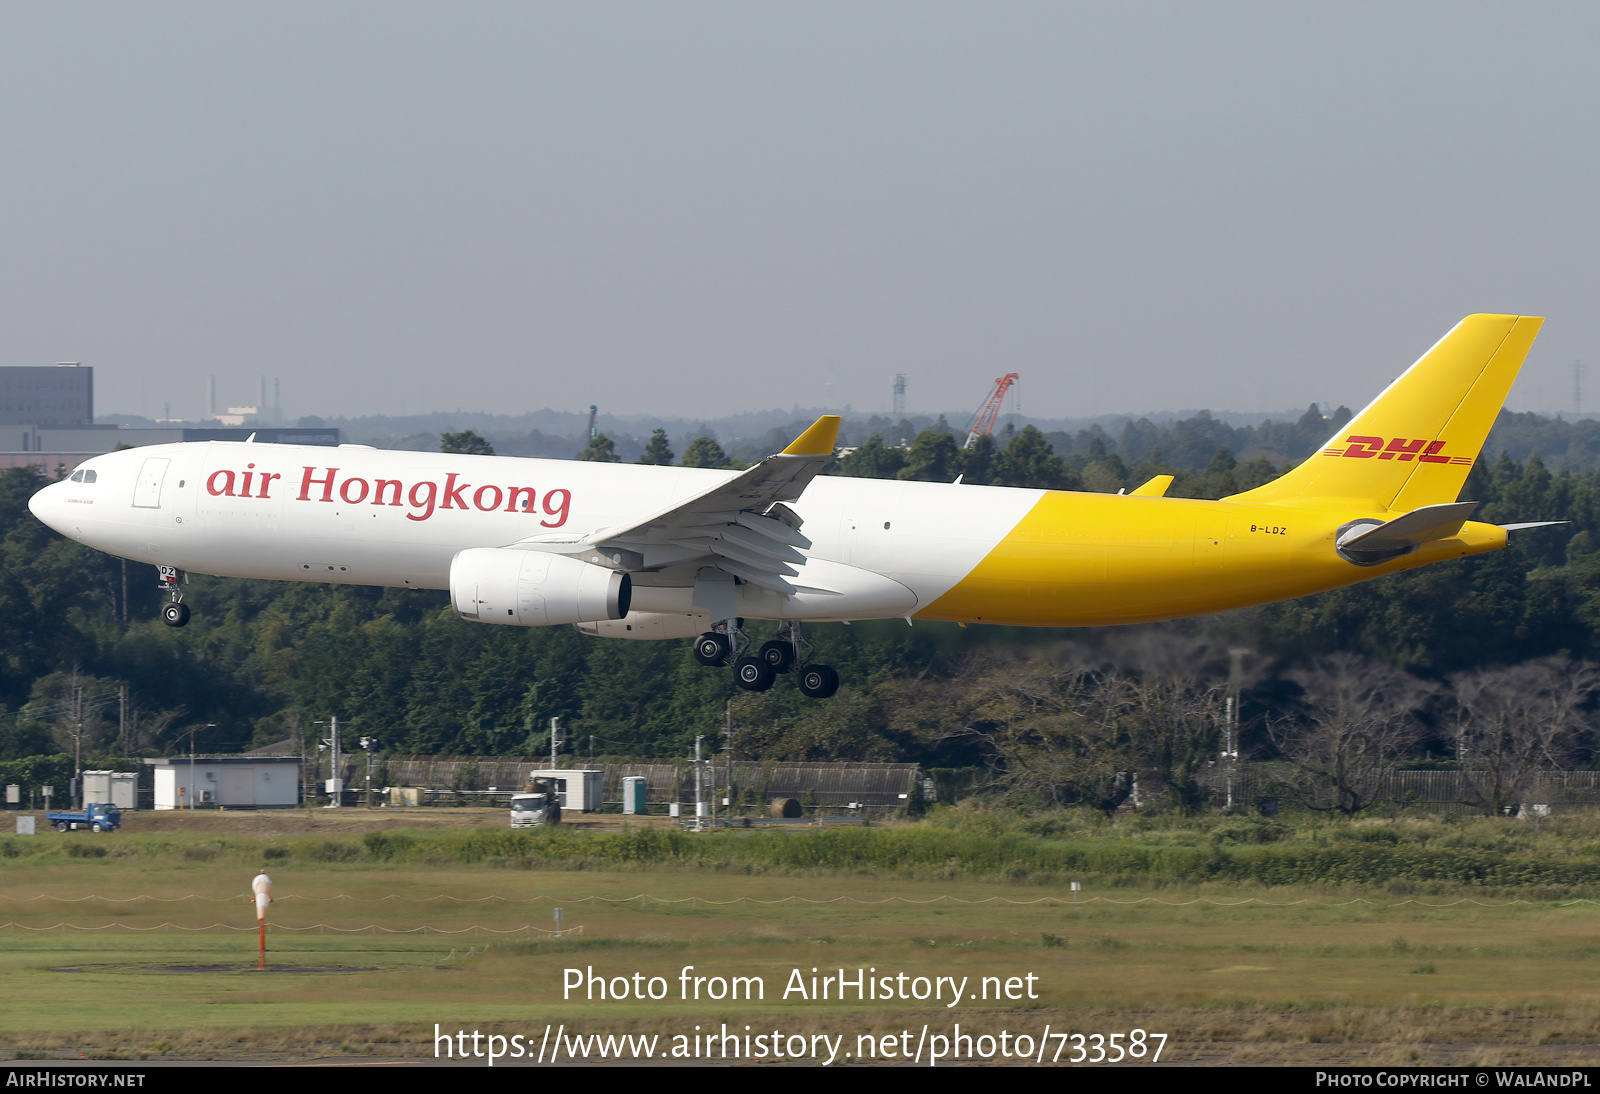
xmin=158 ymin=566 xmax=190 ymax=628
xmin=696 ymin=620 xmax=838 ymax=698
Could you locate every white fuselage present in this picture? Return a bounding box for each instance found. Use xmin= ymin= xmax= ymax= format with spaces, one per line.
xmin=28 ymin=442 xmax=1040 ymax=622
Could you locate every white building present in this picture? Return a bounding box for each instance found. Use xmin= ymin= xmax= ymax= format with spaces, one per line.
xmin=81 ymin=770 xmax=137 ymax=809
xmin=147 ymin=757 xmax=300 ymax=809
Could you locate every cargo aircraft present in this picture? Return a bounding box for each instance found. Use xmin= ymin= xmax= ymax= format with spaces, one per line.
xmin=28 ymin=314 xmax=1553 ymax=699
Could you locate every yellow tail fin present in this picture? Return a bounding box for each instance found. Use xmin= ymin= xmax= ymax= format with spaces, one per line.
xmin=1227 ymin=314 xmax=1543 ymax=511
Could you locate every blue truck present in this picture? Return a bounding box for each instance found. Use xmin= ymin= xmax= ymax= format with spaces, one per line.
xmin=45 ymin=803 xmax=122 ymax=833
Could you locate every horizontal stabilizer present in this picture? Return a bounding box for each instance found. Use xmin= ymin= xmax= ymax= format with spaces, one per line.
xmin=1336 ymin=502 xmax=1478 ymax=565
xmin=1500 ymin=521 xmax=1569 ymax=533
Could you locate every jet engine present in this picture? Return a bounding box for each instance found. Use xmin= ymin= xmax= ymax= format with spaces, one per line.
xmin=450 ymin=548 xmax=631 ymax=626
xmin=574 ymin=612 xmax=708 ymax=640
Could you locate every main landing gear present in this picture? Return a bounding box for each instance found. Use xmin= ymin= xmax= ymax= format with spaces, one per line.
xmin=158 ymin=565 xmax=190 ymax=628
xmin=694 ymin=620 xmax=839 ymax=698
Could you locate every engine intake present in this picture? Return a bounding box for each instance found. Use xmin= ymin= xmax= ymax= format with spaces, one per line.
xmin=450 ymin=548 xmax=631 ymax=626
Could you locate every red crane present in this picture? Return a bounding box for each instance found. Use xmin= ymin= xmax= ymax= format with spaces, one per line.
xmin=964 ymin=373 xmax=1020 ymax=449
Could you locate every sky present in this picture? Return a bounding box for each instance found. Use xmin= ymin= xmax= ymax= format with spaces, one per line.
xmin=2 ymin=3 xmax=1598 ymax=424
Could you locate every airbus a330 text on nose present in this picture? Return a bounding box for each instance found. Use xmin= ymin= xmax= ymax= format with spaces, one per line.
xmin=29 ymin=315 xmax=1555 ymax=698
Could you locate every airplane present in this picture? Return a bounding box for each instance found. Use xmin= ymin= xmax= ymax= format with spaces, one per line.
xmin=28 ymin=314 xmax=1552 ymax=700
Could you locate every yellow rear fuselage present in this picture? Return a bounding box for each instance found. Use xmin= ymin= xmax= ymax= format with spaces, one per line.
xmin=920 ymin=490 xmax=1504 ymax=627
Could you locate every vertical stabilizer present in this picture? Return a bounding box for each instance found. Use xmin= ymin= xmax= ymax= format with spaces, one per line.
xmin=1226 ymin=314 xmax=1543 ymax=511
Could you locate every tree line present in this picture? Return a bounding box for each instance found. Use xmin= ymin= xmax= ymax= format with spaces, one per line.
xmin=2 ymin=409 xmax=1600 ymax=812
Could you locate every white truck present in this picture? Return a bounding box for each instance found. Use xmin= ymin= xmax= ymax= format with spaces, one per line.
xmin=509 ymin=785 xmax=561 ymax=828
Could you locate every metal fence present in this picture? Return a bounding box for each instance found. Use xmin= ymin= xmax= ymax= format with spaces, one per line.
xmin=1195 ymin=765 xmax=1600 ymax=814
xmin=379 ymin=756 xmax=922 ymax=811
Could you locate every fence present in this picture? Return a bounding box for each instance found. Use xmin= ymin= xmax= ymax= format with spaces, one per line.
xmin=379 ymin=756 xmax=922 ymax=812
xmin=1197 ymin=765 xmax=1600 ymax=814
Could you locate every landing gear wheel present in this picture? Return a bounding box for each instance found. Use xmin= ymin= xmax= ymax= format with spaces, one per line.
xmin=54 ymin=821 xmax=68 ymax=832
xmin=693 ymin=632 xmax=731 ymax=666
xmin=734 ymin=656 xmax=776 ymax=692
xmin=798 ymin=664 xmax=840 ymax=699
xmin=162 ymin=602 xmax=191 ymax=628
xmin=758 ymin=640 xmax=796 ymax=673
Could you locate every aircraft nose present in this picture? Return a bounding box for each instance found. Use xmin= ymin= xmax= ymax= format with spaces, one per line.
xmin=28 ymin=479 xmax=70 ymax=534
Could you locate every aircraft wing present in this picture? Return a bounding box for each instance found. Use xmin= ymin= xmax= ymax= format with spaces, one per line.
xmin=571 ymin=416 xmax=840 ymax=595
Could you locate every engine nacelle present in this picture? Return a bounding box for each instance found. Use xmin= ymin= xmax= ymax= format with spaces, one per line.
xmin=450 ymin=548 xmax=631 ymax=626
xmin=574 ymin=612 xmax=708 ymax=640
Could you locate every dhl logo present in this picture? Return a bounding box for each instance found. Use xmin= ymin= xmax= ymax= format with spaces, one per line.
xmin=1321 ymin=435 xmax=1473 ymax=466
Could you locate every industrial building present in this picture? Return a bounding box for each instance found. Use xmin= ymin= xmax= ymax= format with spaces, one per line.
xmin=145 ymin=756 xmax=301 ymax=809
xmin=0 ymin=363 xmax=94 ymax=427
xmin=0 ymin=365 xmax=339 ymax=474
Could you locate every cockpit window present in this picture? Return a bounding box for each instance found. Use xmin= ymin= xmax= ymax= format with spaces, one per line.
xmin=83 ymin=470 xmax=97 ymax=483
xmin=69 ymin=471 xmax=83 ymax=482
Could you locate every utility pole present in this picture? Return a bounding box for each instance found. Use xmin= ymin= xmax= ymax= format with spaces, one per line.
xmin=317 ymin=717 xmax=342 ymax=807
xmin=73 ymin=684 xmax=83 ymax=809
xmin=694 ymin=735 xmax=704 ymax=833
xmin=549 ymin=717 xmax=562 ymax=770
xmin=182 ymin=724 xmax=216 ymax=810
xmin=1224 ymin=648 xmax=1248 ymax=809
xmin=359 ymin=736 xmax=378 ymax=808
xmin=723 ymin=699 xmax=737 ymax=822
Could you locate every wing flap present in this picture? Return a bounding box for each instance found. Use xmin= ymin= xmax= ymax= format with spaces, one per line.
xmin=582 ymin=415 xmax=839 ymax=595
xmin=734 ymin=511 xmax=813 ymax=550
xmin=711 ymin=558 xmax=799 ymax=595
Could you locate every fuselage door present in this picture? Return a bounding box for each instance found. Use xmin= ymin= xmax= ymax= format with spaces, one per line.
xmin=131 ymin=457 xmax=171 ymax=509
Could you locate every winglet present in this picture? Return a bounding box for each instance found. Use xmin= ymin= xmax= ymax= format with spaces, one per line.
xmin=781 ymin=415 xmax=841 ymax=457
xmin=1129 ymin=475 xmax=1174 ymax=497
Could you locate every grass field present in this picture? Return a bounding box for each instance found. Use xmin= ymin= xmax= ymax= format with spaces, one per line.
xmin=3 ymin=808 xmax=1599 ymax=1066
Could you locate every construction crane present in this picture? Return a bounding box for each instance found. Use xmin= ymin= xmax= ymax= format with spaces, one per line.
xmin=964 ymin=373 xmax=1020 ymax=448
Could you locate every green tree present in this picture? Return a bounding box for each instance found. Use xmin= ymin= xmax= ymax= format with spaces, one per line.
xmin=992 ymin=426 xmax=1079 ymax=490
xmin=681 ymin=435 xmax=731 ymax=468
xmin=577 ymin=434 xmax=622 ymax=463
xmin=839 ymin=436 xmax=906 ymax=479
xmin=959 ymin=433 xmax=997 ymax=485
xmin=440 ymin=430 xmax=494 ymax=456
xmin=898 ymin=429 xmax=962 ymax=482
xmin=637 ymin=428 xmax=675 ymax=466
xmin=1198 ymin=445 xmax=1239 ymax=497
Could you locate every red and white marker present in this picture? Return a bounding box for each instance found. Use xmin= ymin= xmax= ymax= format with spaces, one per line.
xmin=252 ymin=871 xmax=273 ymax=970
